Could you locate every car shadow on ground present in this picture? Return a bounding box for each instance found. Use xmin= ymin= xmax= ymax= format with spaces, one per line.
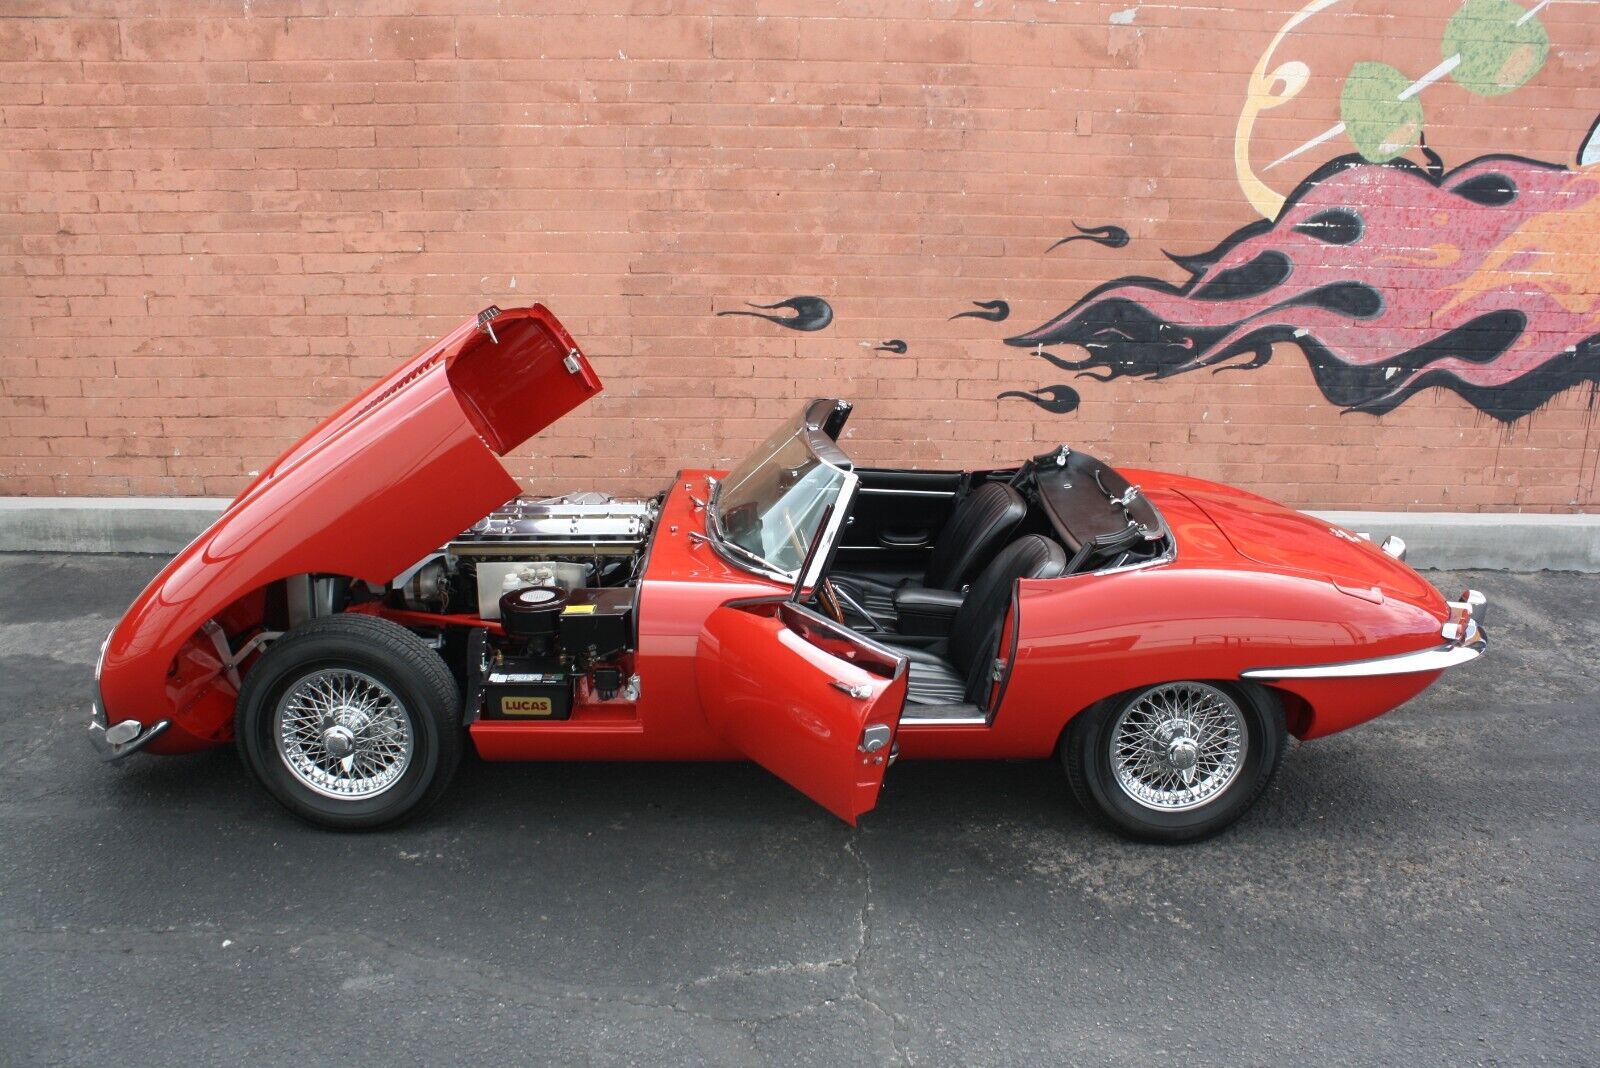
xmin=106 ymin=736 xmax=1415 ymax=851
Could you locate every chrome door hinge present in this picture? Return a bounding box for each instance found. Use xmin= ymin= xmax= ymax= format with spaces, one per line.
xmin=859 ymin=724 xmax=892 ymax=753
xmin=991 ymin=658 xmax=1006 ymax=682
xmin=563 ymin=347 xmax=582 ymax=374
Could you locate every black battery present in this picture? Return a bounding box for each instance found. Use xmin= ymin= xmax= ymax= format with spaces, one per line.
xmin=558 ymin=588 xmax=634 ymax=662
xmin=478 ymin=663 xmax=573 ymax=720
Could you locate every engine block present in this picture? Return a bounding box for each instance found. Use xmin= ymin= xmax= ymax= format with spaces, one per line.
xmin=447 ymin=492 xmax=658 ymax=558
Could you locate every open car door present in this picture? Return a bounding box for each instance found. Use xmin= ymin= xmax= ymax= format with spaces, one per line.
xmin=696 ymin=599 xmax=908 ymax=824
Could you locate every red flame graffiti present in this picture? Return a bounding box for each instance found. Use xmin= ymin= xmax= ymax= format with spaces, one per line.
xmin=1007 ymin=153 xmax=1600 ymax=421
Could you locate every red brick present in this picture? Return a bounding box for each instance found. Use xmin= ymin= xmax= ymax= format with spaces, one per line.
xmin=0 ymin=6 xmax=1596 ymax=508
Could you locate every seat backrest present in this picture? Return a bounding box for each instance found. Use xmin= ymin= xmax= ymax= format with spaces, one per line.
xmin=948 ymin=534 xmax=1067 ymax=702
xmin=924 ymin=481 xmax=1028 ymax=591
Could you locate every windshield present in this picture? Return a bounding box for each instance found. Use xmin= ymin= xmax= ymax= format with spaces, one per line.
xmin=712 ymin=409 xmax=851 ymax=579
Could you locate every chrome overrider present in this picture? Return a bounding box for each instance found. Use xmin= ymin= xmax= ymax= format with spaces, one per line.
xmin=87 ymin=631 xmax=171 ymax=762
xmin=1241 ymin=588 xmax=1488 ymax=680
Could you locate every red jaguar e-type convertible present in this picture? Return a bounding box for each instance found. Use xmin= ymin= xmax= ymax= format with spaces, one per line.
xmin=90 ymin=305 xmax=1487 ymax=841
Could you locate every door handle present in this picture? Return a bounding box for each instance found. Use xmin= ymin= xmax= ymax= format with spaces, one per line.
xmin=831 ymin=680 xmax=872 ymax=699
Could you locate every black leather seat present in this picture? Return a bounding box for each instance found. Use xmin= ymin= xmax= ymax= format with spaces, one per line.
xmin=880 ymin=534 xmax=1067 ymax=706
xmin=834 ymin=481 xmax=1027 ymax=625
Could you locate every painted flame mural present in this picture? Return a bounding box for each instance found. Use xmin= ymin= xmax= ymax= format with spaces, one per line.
xmin=1000 ymin=0 xmax=1600 ymax=423
xmin=1007 ymin=150 xmax=1600 ymax=422
xmin=703 ymin=0 xmax=1599 ymax=427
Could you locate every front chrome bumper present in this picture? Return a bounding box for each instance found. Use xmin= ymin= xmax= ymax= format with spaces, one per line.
xmin=1242 ymin=587 xmax=1489 ymax=681
xmin=88 ymin=630 xmax=170 ymax=762
xmin=87 ymin=700 xmax=171 ymax=762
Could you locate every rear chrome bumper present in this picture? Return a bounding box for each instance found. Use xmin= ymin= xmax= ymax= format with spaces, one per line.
xmin=1242 ymin=588 xmax=1488 ymax=680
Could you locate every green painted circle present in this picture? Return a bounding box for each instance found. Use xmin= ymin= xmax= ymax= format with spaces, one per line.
xmin=1444 ymin=0 xmax=1548 ymax=96
xmin=1340 ymin=62 xmax=1425 ymax=163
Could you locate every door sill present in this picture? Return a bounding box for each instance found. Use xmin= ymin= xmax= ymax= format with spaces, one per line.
xmin=900 ymin=706 xmax=989 ymax=727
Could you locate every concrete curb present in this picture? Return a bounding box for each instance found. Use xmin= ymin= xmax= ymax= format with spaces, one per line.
xmin=0 ymin=497 xmax=232 ymax=556
xmin=1 ymin=497 xmax=1597 ymax=571
xmin=1311 ymin=510 xmax=1600 ymax=572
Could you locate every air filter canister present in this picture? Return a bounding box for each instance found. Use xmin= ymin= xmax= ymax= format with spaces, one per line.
xmin=498 ymin=585 xmax=569 ymax=640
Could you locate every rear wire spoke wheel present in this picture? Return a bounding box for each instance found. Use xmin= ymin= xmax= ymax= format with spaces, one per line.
xmin=1064 ymin=681 xmax=1285 ymax=843
xmin=235 ymin=614 xmax=462 ymax=830
xmin=1111 ymin=682 xmax=1245 ymax=812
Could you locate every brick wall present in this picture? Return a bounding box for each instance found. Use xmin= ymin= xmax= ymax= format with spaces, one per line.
xmin=3 ymin=1 xmax=1598 ymax=510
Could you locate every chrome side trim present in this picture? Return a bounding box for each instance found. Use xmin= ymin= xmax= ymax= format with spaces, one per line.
xmin=1240 ymin=637 xmax=1486 ymax=680
xmin=899 ymin=714 xmax=990 ymax=727
xmin=857 ymin=487 xmax=957 ymax=498
xmin=1089 ymin=541 xmax=1176 ymax=577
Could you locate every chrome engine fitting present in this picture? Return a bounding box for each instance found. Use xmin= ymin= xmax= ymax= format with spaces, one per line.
xmin=448 ymin=492 xmax=659 ymax=558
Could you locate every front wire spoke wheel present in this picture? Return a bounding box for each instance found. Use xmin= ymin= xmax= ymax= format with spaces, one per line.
xmin=273 ymin=667 xmax=415 ymax=800
xmin=1109 ymin=682 xmax=1246 ymax=812
xmin=236 ymin=614 xmax=462 ymax=830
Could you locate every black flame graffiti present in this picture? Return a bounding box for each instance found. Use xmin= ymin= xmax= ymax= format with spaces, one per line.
xmin=949 ymin=300 xmax=1011 ymax=323
xmin=1046 ymin=223 xmax=1131 ymax=253
xmin=716 ymin=296 xmax=835 ymax=332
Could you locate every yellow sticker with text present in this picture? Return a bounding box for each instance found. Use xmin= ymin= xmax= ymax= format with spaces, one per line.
xmin=500 ymin=695 xmax=553 ymax=716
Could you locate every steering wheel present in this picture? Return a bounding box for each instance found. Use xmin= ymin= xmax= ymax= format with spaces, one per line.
xmin=816 ymin=578 xmax=847 ymax=624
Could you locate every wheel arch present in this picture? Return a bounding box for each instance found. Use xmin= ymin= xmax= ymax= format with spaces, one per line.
xmin=1051 ymin=677 xmax=1286 ymax=757
xmin=103 ymin=564 xmax=397 ymax=756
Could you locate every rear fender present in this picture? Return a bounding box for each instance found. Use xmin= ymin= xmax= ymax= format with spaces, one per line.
xmin=1258 ymin=674 xmax=1439 ymax=739
xmin=990 ymin=566 xmax=1446 ymax=756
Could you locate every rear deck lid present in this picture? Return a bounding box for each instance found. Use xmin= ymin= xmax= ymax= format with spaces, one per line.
xmin=1180 ymin=484 xmax=1440 ymax=607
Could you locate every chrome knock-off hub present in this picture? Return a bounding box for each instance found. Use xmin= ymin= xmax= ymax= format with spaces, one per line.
xmin=322 ymin=723 xmax=357 ymax=760
xmin=1165 ymin=736 xmax=1199 ymax=774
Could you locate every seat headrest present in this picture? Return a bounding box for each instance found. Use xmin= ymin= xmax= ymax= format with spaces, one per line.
xmin=994 ymin=533 xmax=1068 ymax=583
xmin=947 ymin=534 xmax=1067 ymax=691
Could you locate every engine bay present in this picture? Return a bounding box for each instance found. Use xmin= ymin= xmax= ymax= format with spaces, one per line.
xmin=386 ymin=491 xmax=661 ymax=723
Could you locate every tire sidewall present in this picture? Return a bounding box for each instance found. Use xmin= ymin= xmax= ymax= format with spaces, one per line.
xmin=237 ymin=626 xmax=449 ymax=829
xmin=1072 ymin=682 xmax=1283 ymax=842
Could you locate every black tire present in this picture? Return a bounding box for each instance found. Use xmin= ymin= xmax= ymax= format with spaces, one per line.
xmin=234 ymin=614 xmax=462 ymax=830
xmin=1063 ymin=681 xmax=1285 ymax=843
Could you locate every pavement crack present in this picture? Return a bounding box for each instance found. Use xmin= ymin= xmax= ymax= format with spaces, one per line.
xmin=846 ymin=830 xmax=907 ymax=1065
xmin=679 ymin=957 xmax=854 ymax=988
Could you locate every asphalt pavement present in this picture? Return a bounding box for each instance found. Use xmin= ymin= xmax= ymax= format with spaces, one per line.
xmin=1 ymin=552 xmax=1595 ymax=1066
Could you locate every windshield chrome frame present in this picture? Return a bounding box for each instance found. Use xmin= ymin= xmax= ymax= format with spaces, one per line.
xmin=707 ymin=418 xmax=858 ymax=586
